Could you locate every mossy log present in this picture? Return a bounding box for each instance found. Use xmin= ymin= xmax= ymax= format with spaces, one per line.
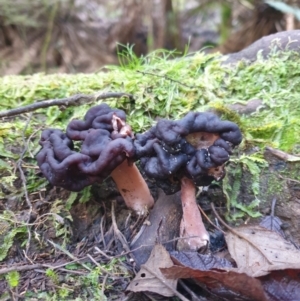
xmin=224 ymin=30 xmax=300 ymax=64
xmin=210 ymin=147 xmax=299 ymax=236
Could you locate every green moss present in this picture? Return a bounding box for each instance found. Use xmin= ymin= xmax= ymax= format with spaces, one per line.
xmin=223 ymin=154 xmax=268 ymax=220
xmin=265 ymin=173 xmax=284 ymax=197
xmin=1 ymin=50 xmax=300 ymax=145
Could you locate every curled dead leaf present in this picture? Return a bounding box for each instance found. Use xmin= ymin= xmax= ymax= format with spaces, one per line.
xmin=161 ymin=264 xmax=268 ymax=301
xmin=225 ymin=225 xmax=300 ymax=277
xmin=260 ymin=269 xmax=300 ymax=301
xmin=170 ymin=251 xmax=233 ymax=270
xmin=127 ymin=244 xmax=178 ymax=297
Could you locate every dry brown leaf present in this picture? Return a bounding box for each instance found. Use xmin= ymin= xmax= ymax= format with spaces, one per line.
xmin=161 ymin=252 xmax=300 ymax=301
xmin=127 ymin=244 xmax=178 ymax=297
xmin=259 ymin=214 xmax=285 ymax=237
xmin=226 ymin=225 xmax=300 ymax=277
xmin=161 ymin=265 xmax=268 ymax=301
xmin=170 ymin=251 xmax=233 ymax=270
xmin=260 ymin=269 xmax=300 ymax=301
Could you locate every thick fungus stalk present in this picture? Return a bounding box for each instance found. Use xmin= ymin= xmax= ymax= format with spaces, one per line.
xmin=177 ymin=177 xmax=209 ymax=251
xmin=111 ymin=160 xmax=154 ymax=215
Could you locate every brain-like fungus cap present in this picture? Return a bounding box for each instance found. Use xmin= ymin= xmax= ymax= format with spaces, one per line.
xmin=134 ymin=111 xmax=242 ymax=192
xmin=134 ymin=111 xmax=242 ymax=250
xmin=37 ymin=104 xmax=154 ymax=214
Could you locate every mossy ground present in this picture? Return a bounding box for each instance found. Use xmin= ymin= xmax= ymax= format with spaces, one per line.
xmin=1 ymin=49 xmax=300 ymax=300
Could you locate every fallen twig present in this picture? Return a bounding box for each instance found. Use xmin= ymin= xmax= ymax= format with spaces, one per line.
xmin=0 ymin=92 xmax=133 ymax=118
xmin=111 ymin=201 xmax=131 ymax=253
xmin=100 ymin=215 xmax=107 ymax=249
xmin=266 ymin=146 xmax=300 ymax=162
xmin=179 ymin=280 xmax=206 ymax=301
xmin=0 ymin=256 xmax=95 ymax=275
xmin=197 ymin=204 xmax=225 ymax=234
xmin=47 ymin=240 xmax=92 ymax=271
xmin=94 ymin=246 xmax=113 ymax=260
xmin=270 ymin=197 xmax=276 ymax=217
xmin=57 ymin=268 xmax=87 ymax=276
xmin=101 ymin=274 xmax=108 ymax=296
xmin=16 ymin=113 xmax=34 ymax=256
xmin=87 ymin=253 xmax=113 ymax=276
xmin=137 ymin=70 xmax=194 ymax=89
xmin=277 ymin=173 xmax=300 ymax=185
xmin=0 ymin=235 xmax=199 ymax=276
xmin=0 ymin=264 xmax=46 ymax=275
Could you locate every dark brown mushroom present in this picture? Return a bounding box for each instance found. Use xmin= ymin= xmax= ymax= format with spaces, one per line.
xmin=134 ymin=111 xmax=242 ymax=250
xmin=37 ymin=104 xmax=154 ymax=215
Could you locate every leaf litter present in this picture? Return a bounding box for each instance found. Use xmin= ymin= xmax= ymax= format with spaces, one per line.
xmin=129 ymin=207 xmax=300 ymax=300
xmin=225 ymin=225 xmax=300 ymax=277
xmin=127 ymin=244 xmax=179 ymax=298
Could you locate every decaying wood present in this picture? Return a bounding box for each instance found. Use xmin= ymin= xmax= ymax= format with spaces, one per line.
xmin=223 ymin=30 xmax=300 ymax=64
xmin=130 ymin=190 xmax=182 ymax=269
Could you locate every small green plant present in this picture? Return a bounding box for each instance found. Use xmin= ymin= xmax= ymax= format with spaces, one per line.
xmin=78 ymin=187 xmax=92 ymax=204
xmin=5 ymin=271 xmax=20 ymax=288
xmin=58 ymin=286 xmax=71 ymax=299
xmin=46 ymin=268 xmax=59 ymax=285
xmin=48 ymin=199 xmax=73 ymax=246
xmin=0 ymin=212 xmax=27 ymax=261
xmin=117 ymin=44 xmax=143 ymax=70
xmin=223 ymin=154 xmax=268 ymax=220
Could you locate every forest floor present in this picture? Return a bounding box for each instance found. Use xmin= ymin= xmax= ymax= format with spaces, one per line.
xmin=1 ymin=41 xmax=300 ymax=300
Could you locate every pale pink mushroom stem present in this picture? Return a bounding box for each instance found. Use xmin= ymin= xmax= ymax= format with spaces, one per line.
xmin=177 ymin=176 xmax=209 ymax=251
xmin=110 ymin=160 xmax=155 ymax=215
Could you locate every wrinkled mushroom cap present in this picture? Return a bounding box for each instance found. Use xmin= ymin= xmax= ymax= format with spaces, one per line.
xmin=36 ymin=128 xmax=100 ymax=191
xmin=36 ymin=104 xmax=135 ymax=191
xmin=134 ymin=111 xmax=242 ymax=193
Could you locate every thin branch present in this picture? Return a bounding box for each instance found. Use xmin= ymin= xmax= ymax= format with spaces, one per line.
xmin=56 ymin=268 xmax=87 ymax=276
xmin=0 ymin=235 xmax=202 ymax=276
xmin=277 ymin=173 xmax=300 ymax=185
xmin=111 ymin=201 xmax=131 ymax=253
xmin=270 ymin=197 xmax=276 ymax=217
xmin=86 ymin=253 xmax=113 ymax=276
xmin=16 ymin=113 xmax=33 ymax=256
xmin=100 ymin=215 xmax=107 ymax=249
xmin=0 ymin=236 xmax=192 ymax=276
xmin=94 ymin=246 xmax=113 ymax=260
xmin=40 ymin=0 xmax=58 ymax=72
xmin=0 ymin=92 xmax=133 ymax=118
xmin=0 ymin=264 xmax=46 ymax=275
xmin=47 ymin=240 xmax=92 ymax=271
xmin=265 ymin=146 xmax=300 ymax=162
xmin=179 ymin=279 xmax=206 ymax=301
xmin=197 ymin=204 xmax=225 ymax=234
xmin=101 ymin=274 xmax=108 ymax=296
xmin=0 ymin=255 xmax=101 ymax=275
xmin=136 ymin=70 xmax=194 ymax=88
